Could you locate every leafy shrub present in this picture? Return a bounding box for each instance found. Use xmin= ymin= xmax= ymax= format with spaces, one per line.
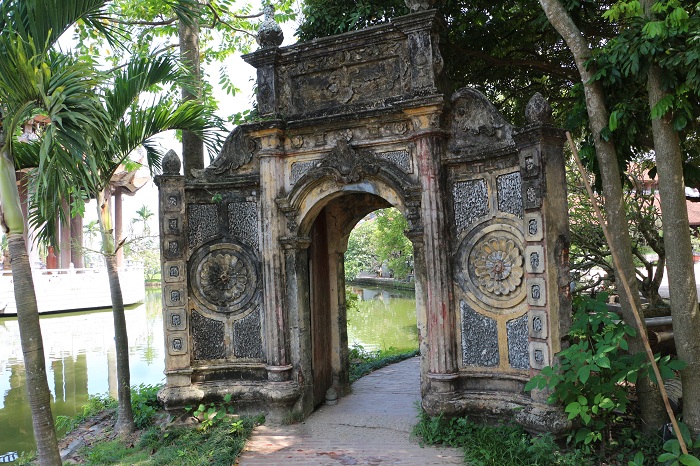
xmin=131 ymin=383 xmax=162 ymax=429
xmin=525 ymin=293 xmax=685 ymax=450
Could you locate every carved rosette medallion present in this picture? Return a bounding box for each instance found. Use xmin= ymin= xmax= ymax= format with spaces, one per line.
xmin=189 ymin=243 xmax=260 ymax=316
xmin=473 ymin=237 xmax=523 ymax=296
xmin=456 ymin=223 xmax=526 ymax=312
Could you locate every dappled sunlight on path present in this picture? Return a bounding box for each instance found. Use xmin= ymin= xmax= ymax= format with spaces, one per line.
xmin=237 ymin=358 xmax=462 ymax=465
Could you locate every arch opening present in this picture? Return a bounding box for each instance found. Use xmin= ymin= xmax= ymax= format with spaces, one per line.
xmin=305 ymin=192 xmax=419 ymax=407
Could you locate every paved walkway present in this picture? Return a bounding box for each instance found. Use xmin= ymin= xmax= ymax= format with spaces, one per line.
xmin=237 ymin=357 xmax=463 ymax=465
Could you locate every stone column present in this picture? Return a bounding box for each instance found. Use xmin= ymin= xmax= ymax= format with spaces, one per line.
xmin=154 ymin=151 xmax=191 ymax=393
xmin=405 ymin=104 xmax=458 ymax=390
xmin=280 ymin=236 xmax=313 ymax=413
xmin=513 ymin=94 xmax=571 ymax=403
xmin=255 ymin=125 xmax=292 ymax=382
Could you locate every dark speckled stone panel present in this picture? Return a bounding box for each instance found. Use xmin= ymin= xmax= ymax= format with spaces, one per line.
xmin=191 ymin=310 xmax=226 ymax=360
xmin=233 ymin=308 xmax=264 ymax=359
xmin=461 ymin=301 xmax=499 ymax=367
xmin=507 ymin=314 xmax=529 ymax=369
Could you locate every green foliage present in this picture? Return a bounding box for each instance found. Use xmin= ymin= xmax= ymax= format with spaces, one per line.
xmin=413 ymin=412 xmax=591 ymax=465
xmin=186 ymin=393 xmax=241 ymax=432
xmin=374 ymin=208 xmax=413 ymax=279
xmin=526 ymin=294 xmax=686 ymax=450
xmin=344 ymin=216 xmax=378 ymax=280
xmin=345 ymin=208 xmax=413 ymax=281
xmin=130 ymin=384 xmax=162 ymax=429
xmin=348 ymin=343 xmax=418 ymax=382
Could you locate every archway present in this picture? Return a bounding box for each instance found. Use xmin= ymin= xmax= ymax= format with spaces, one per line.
xmin=155 ymin=7 xmax=572 ymax=434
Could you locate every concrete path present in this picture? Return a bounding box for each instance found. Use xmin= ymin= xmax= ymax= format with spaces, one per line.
xmin=237 ymin=357 xmax=463 ymax=465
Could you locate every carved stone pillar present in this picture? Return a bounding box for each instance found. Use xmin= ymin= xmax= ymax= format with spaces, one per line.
xmin=155 ymin=151 xmax=191 ymax=391
xmin=513 ymin=95 xmax=571 ymax=425
xmin=280 ymin=235 xmax=313 ymax=414
xmin=405 ymin=104 xmax=458 ymax=389
xmin=254 ymin=125 xmax=292 ymax=381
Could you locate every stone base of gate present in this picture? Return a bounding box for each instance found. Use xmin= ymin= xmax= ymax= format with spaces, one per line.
xmin=422 ymin=377 xmax=570 ymax=436
xmin=158 ymin=379 xmax=304 ymax=425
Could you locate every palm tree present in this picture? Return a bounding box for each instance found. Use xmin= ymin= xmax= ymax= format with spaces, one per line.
xmin=33 ymin=52 xmax=223 ymax=435
xmin=0 ymin=1 xmax=114 ymax=463
xmin=84 ymin=219 xmax=101 ymax=250
xmin=133 ymin=204 xmax=155 ymax=237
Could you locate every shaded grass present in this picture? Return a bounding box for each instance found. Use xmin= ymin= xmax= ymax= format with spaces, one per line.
xmin=81 ymin=416 xmax=261 ymax=466
xmin=413 ymin=411 xmax=592 ymax=466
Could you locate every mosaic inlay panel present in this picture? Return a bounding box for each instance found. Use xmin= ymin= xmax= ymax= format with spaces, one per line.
xmin=228 ymin=201 xmax=259 ymax=250
xmin=496 ymin=172 xmax=523 ymax=218
xmin=506 ymin=314 xmax=529 ymax=369
xmin=233 ymin=308 xmax=264 ymax=359
xmin=461 ymin=301 xmax=499 ymax=367
xmin=191 ymin=310 xmax=226 ymax=360
xmin=453 ymin=179 xmax=488 ymax=233
xmin=187 ymin=204 xmax=219 ymax=249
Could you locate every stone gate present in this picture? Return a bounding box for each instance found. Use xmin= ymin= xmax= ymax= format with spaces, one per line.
xmin=156 ymin=8 xmax=572 ymax=433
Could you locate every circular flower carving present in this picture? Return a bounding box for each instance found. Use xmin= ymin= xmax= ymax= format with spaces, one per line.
xmin=199 ymin=252 xmax=250 ymax=305
xmin=473 ymin=237 xmax=523 ymax=296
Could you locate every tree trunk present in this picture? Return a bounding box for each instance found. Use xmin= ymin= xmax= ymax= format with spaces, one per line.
xmin=97 ymin=189 xmax=135 ymax=435
xmin=1 ymin=150 xmax=61 ymax=465
xmin=178 ymin=2 xmax=204 ymax=179
xmin=645 ymin=50 xmax=700 ymax=434
xmin=538 ymin=0 xmax=666 ymax=433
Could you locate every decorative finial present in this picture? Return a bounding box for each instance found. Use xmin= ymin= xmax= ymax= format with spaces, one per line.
xmin=162 ymin=149 xmax=182 ymax=175
xmin=525 ymin=93 xmax=553 ymax=125
xmin=404 ymin=0 xmax=436 ymax=13
xmin=257 ymin=4 xmax=284 ymax=49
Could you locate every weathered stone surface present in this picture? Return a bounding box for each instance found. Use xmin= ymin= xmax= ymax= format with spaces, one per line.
xmin=187 ymin=204 xmax=219 ymax=248
xmin=460 ymin=301 xmax=499 ymax=367
xmin=496 ymin=171 xmax=523 ymax=218
xmin=507 ymin=314 xmax=529 ymax=369
xmin=453 ymin=179 xmax=488 ymax=232
xmin=228 ymin=201 xmax=259 ymax=250
xmin=162 ymin=149 xmax=181 ymax=175
xmin=233 ymin=308 xmax=264 ymax=359
xmin=191 ymin=311 xmax=226 ymax=360
xmin=156 ymin=7 xmax=572 ymax=436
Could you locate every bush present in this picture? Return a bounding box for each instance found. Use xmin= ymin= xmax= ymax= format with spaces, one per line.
xmin=131 ymin=384 xmax=162 ymax=429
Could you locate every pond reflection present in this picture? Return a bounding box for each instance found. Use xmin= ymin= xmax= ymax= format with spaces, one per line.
xmin=346 ymin=286 xmax=418 ymax=353
xmin=0 ymin=289 xmax=164 ymax=456
xmin=0 ymin=285 xmax=416 ymax=457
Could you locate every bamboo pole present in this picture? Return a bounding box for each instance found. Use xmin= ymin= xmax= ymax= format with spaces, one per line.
xmin=566 ymin=131 xmax=687 ymax=454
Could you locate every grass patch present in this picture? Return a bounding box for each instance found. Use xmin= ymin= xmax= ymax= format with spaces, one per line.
xmin=413 ymin=411 xmax=592 ymax=466
xmin=349 ymin=344 xmax=419 ymax=382
xmin=81 ymin=416 xmax=261 ymax=466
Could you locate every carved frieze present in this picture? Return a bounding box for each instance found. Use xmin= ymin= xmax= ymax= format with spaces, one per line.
xmin=290 ymin=160 xmax=317 ymax=184
xmin=228 ymin=201 xmax=259 ymax=250
xmin=496 ymin=172 xmax=523 ymax=218
xmin=452 ymin=179 xmax=488 ymax=233
xmin=313 ymin=140 xmax=380 ymax=184
xmin=448 ymin=88 xmax=515 ymax=157
xmin=201 ymin=126 xmax=256 ymax=177
xmin=189 ymin=243 xmax=261 ymax=316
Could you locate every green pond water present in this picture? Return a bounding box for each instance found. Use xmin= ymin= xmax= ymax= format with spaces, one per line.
xmin=0 ymin=285 xmax=416 ymax=457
